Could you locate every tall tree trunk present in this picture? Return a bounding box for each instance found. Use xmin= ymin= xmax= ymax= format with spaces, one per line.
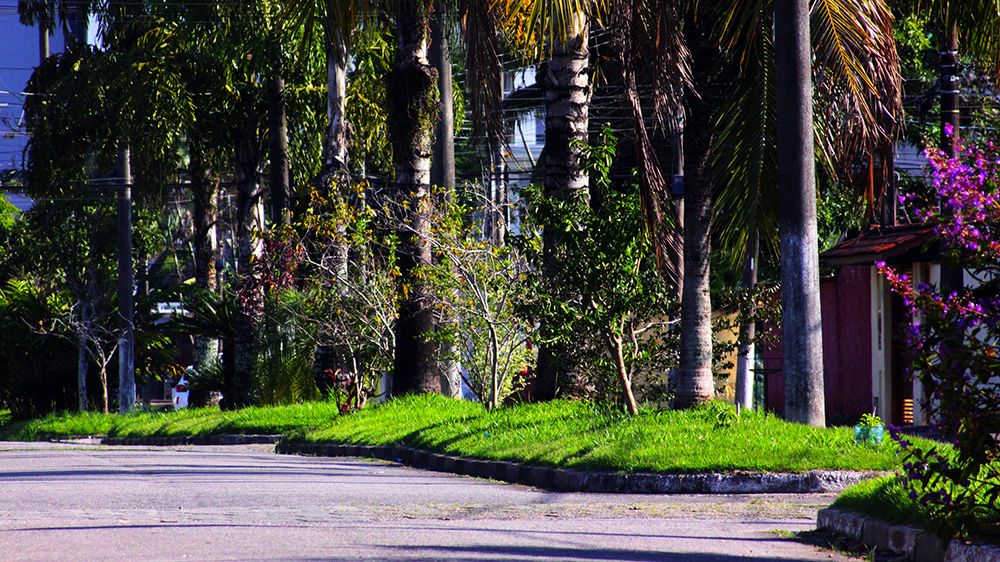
xmin=671 ymin=122 xmax=685 ymax=297
xmin=534 ymin=19 xmax=591 ymax=401
xmin=232 ymin=122 xmax=263 ymax=408
xmin=775 ymin=0 xmax=825 ymax=426
xmin=268 ymin=72 xmax=290 ymax=227
xmin=325 ymin=28 xmax=350 ymax=287
xmin=387 ymin=0 xmax=440 ymax=396
xmin=939 ymin=21 xmax=963 ymax=296
xmin=326 ymin=26 xmax=350 ymax=176
xmin=735 ymin=230 xmax=758 ymax=411
xmin=76 ymin=307 xmax=89 ymax=412
xmin=116 ymin=146 xmax=135 ymax=413
xmin=675 ymin=24 xmax=716 ymax=409
xmin=430 ymin=9 xmax=462 ymax=399
xmin=191 ymin=150 xmax=220 ymax=371
xmin=430 ymin=11 xmax=455 ymax=192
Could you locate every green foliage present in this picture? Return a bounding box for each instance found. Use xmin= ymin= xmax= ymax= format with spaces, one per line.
xmin=817 ymin=181 xmax=866 ymax=252
xmin=0 ymin=280 xmax=77 ymax=419
xmin=346 ymin=27 xmax=395 ymax=177
xmin=514 ymin=126 xmax=678 ymax=405
xmin=423 ymin=194 xmax=535 ymax=408
xmin=858 ymin=413 xmax=883 ymax=429
xmin=255 ymin=289 xmax=321 ymax=405
xmin=297 ymin=185 xmax=400 ymax=397
xmin=0 ymin=197 xmax=16 ymax=230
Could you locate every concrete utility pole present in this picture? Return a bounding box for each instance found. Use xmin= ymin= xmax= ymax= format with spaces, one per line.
xmin=939 ymin=21 xmax=964 ymax=296
xmin=39 ymin=26 xmax=50 ymax=65
xmin=117 ymin=146 xmax=136 ymax=413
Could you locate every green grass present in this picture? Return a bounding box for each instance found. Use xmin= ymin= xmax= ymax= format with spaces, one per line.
xmin=834 ymin=476 xmax=934 ymax=528
xmin=2 ymin=395 xmax=931 ymax=474
xmin=834 ymin=472 xmax=1000 ymax=542
xmin=297 ymin=395 xmax=916 ymax=473
xmin=0 ymin=401 xmax=343 ymax=441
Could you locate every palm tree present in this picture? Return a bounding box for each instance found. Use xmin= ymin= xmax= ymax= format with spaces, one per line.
xmin=774 ymin=0 xmax=825 ymax=425
xmin=384 ymin=0 xmax=441 ymax=395
xmin=705 ymin=0 xmax=901 ymax=416
xmin=495 ymin=1 xmax=597 ymax=400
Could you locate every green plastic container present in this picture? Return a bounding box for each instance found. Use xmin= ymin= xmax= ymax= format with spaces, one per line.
xmin=854 ymin=424 xmax=885 ymax=446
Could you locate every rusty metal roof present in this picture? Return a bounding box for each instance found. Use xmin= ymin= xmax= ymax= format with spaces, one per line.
xmin=821 ymin=223 xmax=938 ymax=266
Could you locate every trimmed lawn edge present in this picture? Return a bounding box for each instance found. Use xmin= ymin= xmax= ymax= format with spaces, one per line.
xmin=275 ymin=441 xmax=884 ymax=494
xmin=817 ymin=507 xmax=1000 ymax=561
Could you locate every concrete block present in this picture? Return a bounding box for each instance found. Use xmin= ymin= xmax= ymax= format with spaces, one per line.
xmin=521 ymin=466 xmax=554 ymax=488
xmin=426 ymin=453 xmax=456 ymax=473
xmin=410 ymin=449 xmax=429 ymax=468
xmin=914 ymin=532 xmax=945 ymax=562
xmin=551 ymin=469 xmax=588 ymax=491
xmin=496 ymin=461 xmax=520 ymax=483
xmin=886 ymin=524 xmax=921 ymax=556
xmin=462 ymin=459 xmax=487 ymax=478
xmin=390 ymin=446 xmax=410 ymax=465
xmin=861 ymin=519 xmax=892 ymax=551
xmin=945 ymin=540 xmax=1000 ymax=562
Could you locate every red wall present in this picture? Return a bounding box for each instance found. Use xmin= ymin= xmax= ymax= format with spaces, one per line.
xmin=763 ymin=264 xmax=873 ymax=423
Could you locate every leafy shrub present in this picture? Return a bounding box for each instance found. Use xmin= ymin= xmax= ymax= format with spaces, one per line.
xmin=879 ymin=130 xmax=1000 ymax=540
xmin=0 ymin=280 xmax=77 ymax=419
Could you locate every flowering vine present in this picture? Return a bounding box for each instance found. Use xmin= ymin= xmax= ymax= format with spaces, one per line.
xmin=877 ymin=129 xmax=1000 ymax=540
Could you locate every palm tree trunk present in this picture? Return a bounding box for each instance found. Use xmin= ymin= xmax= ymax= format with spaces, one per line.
xmin=675 ymin=24 xmax=716 ymax=409
xmin=232 ymin=121 xmax=263 ymax=408
xmin=116 ymin=146 xmax=135 ymax=414
xmin=191 ymin=149 xmax=220 ymax=371
xmin=387 ymin=0 xmax=440 ymax=396
xmin=325 ymin=26 xmax=350 ymax=175
xmin=775 ymin=0 xmax=825 ymax=426
xmin=268 ymin=72 xmax=290 ymax=227
xmin=76 ymin=308 xmax=89 ymax=412
xmin=735 ymin=230 xmax=758 ymax=411
xmin=430 ymin=9 xmax=462 ymax=399
xmin=534 ymin=21 xmax=591 ymax=401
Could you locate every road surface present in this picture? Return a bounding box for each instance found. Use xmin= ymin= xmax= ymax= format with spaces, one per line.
xmin=0 ymin=442 xmax=853 ymax=561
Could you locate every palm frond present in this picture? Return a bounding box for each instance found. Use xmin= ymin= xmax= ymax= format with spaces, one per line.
xmin=811 ymin=0 xmax=901 ymax=194
xmin=712 ymin=12 xmax=779 ymax=273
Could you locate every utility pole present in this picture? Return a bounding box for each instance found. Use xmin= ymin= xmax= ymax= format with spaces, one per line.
xmin=117 ymin=146 xmax=136 ymax=413
xmin=39 ymin=26 xmax=50 ymax=65
xmin=939 ymin=21 xmax=964 ymax=296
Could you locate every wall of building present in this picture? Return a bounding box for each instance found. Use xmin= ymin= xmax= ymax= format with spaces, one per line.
xmin=763 ymin=264 xmax=874 ymax=423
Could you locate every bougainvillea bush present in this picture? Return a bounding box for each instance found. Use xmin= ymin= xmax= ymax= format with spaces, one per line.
xmin=877 ymin=128 xmax=999 ymax=539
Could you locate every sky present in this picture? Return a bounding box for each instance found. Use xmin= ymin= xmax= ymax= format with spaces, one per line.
xmin=0 ymin=7 xmax=96 ymax=173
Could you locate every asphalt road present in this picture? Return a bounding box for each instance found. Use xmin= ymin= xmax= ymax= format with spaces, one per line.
xmin=0 ymin=442 xmax=854 ymax=561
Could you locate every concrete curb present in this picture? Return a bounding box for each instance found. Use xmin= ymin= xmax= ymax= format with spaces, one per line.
xmin=817 ymin=507 xmax=1000 ymax=562
xmin=275 ymin=441 xmax=880 ymax=494
xmin=100 ymin=434 xmax=282 ymax=446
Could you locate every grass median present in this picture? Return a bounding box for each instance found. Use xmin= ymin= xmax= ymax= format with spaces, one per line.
xmin=1 ymin=395 xmax=926 ymax=474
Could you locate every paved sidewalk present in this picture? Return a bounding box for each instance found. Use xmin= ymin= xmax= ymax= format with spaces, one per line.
xmin=0 ymin=442 xmax=853 ymax=561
